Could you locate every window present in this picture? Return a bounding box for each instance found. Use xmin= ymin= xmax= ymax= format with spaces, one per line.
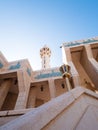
xmin=61 ymin=83 xmax=65 ymax=89
xmin=40 ymin=85 xmax=44 ymax=91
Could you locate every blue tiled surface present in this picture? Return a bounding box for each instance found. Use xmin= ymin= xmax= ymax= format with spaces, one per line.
xmin=8 ymin=62 xmax=21 ymax=70
xmin=64 ymin=39 xmax=98 ymax=47
xmin=27 ymin=68 xmax=31 ymax=76
xmin=0 ymin=62 xmax=3 ymax=68
xmin=35 ymin=70 xmax=62 ymax=79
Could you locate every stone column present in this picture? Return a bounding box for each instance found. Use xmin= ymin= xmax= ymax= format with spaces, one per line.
xmin=69 ymin=61 xmax=81 ymax=87
xmin=63 ymin=47 xmax=81 ymax=87
xmin=27 ymin=87 xmax=36 ymax=108
xmin=14 ymin=91 xmax=27 ymax=109
xmin=82 ymin=45 xmax=98 ymax=88
xmin=0 ymin=79 xmax=12 ymax=110
xmin=48 ymin=79 xmax=56 ymax=99
xmin=14 ymin=70 xmax=30 ymax=110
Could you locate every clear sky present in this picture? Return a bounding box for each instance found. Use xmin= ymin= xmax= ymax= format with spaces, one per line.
xmin=0 ymin=0 xmax=98 ymax=70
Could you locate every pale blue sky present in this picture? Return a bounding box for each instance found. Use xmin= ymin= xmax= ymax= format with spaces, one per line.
xmin=0 ymin=0 xmax=98 ymax=70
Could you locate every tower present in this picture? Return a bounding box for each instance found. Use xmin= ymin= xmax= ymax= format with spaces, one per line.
xmin=40 ymin=45 xmax=51 ymax=69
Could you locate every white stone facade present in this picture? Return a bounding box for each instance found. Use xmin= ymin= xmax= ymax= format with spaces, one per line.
xmin=0 ymin=36 xmax=98 ymax=129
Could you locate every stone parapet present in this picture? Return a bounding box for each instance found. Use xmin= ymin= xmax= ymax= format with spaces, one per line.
xmin=1 ymin=87 xmax=98 ymax=130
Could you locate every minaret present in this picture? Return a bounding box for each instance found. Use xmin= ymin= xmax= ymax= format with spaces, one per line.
xmin=40 ymin=45 xmax=51 ymax=69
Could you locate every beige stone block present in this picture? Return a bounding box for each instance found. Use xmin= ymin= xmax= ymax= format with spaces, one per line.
xmin=48 ymin=79 xmax=56 ymax=99
xmin=64 ymin=47 xmax=72 ymax=62
xmin=42 ymin=93 xmax=88 ymax=130
xmin=0 ymin=111 xmax=8 ymax=117
xmin=84 ymin=88 xmax=98 ymax=98
xmin=0 ymin=116 xmax=19 ymax=126
xmin=72 ymin=75 xmax=81 ymax=87
xmin=85 ymin=44 xmax=93 ymax=58
xmin=76 ymin=106 xmax=98 ymax=130
xmin=70 ymin=87 xmax=84 ymax=99
xmin=8 ymin=108 xmax=34 ymax=116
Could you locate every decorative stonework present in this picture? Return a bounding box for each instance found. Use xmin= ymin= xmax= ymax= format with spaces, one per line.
xmin=35 ymin=70 xmax=62 ymax=79
xmin=63 ymin=38 xmax=98 ymax=47
xmin=40 ymin=45 xmax=51 ymax=58
xmin=0 ymin=61 xmax=3 ymax=68
xmin=26 ymin=68 xmax=31 ymax=76
xmin=8 ymin=62 xmax=21 ymax=70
